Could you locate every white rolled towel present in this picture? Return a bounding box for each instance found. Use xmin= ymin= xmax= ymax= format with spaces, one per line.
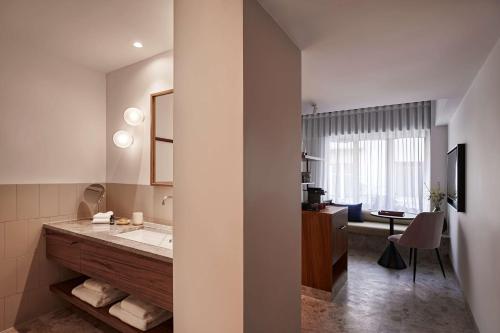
xmin=121 ymin=295 xmax=167 ymax=320
xmin=83 ymin=278 xmax=113 ymax=294
xmin=71 ymin=284 xmax=127 ymax=308
xmin=109 ymin=302 xmax=172 ymax=331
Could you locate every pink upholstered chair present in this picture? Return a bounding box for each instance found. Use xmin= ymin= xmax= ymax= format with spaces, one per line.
xmin=388 ymin=212 xmax=446 ymax=282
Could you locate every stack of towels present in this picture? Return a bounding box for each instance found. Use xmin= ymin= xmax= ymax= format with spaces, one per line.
xmin=109 ymin=295 xmax=172 ymax=331
xmin=92 ymin=211 xmax=114 ymax=224
xmin=72 ymin=279 xmax=127 ymax=308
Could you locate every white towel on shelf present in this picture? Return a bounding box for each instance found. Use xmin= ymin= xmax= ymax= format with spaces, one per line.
xmin=121 ymin=295 xmax=167 ymax=320
xmin=109 ymin=302 xmax=172 ymax=331
xmin=71 ymin=284 xmax=127 ymax=308
xmin=83 ymin=278 xmax=113 ymax=294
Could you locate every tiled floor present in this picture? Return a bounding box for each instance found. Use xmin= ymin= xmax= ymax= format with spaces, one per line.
xmin=2 ymin=308 xmax=117 ymax=333
xmin=4 ymin=250 xmax=477 ymax=333
xmin=302 ymin=249 xmax=478 ymax=333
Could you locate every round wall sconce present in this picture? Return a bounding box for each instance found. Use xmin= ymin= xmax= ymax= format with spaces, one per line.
xmin=113 ymin=130 xmax=134 ymax=148
xmin=124 ymin=107 xmax=144 ymax=126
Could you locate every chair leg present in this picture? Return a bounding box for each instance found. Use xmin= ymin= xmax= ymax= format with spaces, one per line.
xmin=413 ymin=249 xmax=417 ymax=283
xmin=436 ymin=248 xmax=446 ymax=279
xmin=409 ymin=248 xmax=413 ymax=265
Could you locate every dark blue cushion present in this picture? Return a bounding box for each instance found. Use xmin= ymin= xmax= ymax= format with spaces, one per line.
xmin=333 ymin=202 xmax=363 ymax=222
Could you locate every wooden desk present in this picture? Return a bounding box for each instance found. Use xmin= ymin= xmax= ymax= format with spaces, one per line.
xmin=302 ymin=206 xmax=348 ymax=292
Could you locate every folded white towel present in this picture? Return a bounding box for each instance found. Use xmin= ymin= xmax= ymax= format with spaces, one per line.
xmin=92 ymin=217 xmax=110 ymax=224
xmin=71 ymin=284 xmax=127 ymax=308
xmin=109 ymin=302 xmax=171 ymax=331
xmin=121 ymin=296 xmax=167 ymax=320
xmin=83 ymin=278 xmax=113 ymax=294
xmin=93 ymin=211 xmax=114 ymax=219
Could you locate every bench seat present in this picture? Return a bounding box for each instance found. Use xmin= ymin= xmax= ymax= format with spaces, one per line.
xmin=348 ymin=221 xmax=407 ymax=236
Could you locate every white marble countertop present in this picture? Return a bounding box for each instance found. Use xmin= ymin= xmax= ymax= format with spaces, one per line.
xmin=43 ymin=219 xmax=173 ymax=263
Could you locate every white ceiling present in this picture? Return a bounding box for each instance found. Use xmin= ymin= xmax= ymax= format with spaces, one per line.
xmin=0 ymin=0 xmax=173 ymax=73
xmin=259 ymin=0 xmax=500 ymax=124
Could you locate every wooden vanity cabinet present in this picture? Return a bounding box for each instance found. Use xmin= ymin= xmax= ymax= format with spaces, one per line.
xmin=46 ymin=229 xmax=81 ymax=272
xmin=80 ymin=241 xmax=173 ymax=310
xmin=302 ymin=206 xmax=348 ymax=292
xmin=45 ymin=229 xmax=173 ymax=312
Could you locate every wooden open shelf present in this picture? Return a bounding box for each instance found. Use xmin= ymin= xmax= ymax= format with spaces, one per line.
xmin=50 ymin=277 xmax=173 ymax=333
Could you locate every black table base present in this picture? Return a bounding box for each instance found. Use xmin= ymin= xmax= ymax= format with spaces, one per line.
xmin=378 ymin=242 xmax=407 ymax=269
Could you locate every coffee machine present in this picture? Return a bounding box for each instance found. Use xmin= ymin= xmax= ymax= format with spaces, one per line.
xmin=302 ymin=187 xmax=327 ymax=211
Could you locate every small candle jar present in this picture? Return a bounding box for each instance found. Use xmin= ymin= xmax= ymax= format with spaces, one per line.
xmin=132 ymin=212 xmax=144 ymax=225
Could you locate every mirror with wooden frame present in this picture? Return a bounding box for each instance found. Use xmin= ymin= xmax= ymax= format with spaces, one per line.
xmin=150 ymin=89 xmax=173 ymax=186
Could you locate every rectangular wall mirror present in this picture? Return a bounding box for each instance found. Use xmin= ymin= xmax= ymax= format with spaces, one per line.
xmin=151 ymin=89 xmax=174 ymax=186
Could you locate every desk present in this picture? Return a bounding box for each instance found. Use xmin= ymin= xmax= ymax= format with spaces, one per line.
xmin=371 ymin=212 xmax=416 ymax=270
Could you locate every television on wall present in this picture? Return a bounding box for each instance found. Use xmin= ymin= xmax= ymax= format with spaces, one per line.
xmin=447 ymin=144 xmax=466 ymax=212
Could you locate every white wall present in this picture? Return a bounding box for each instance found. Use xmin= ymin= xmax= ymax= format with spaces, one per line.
xmin=106 ymin=51 xmax=174 ymax=185
xmin=174 ymin=1 xmax=244 ymax=332
xmin=448 ymin=38 xmax=500 ymax=333
xmin=0 ymin=41 xmax=106 ymax=184
xmin=174 ymin=1 xmax=301 ymax=332
xmin=430 ymin=105 xmax=448 ymax=211
xmin=243 ymin=0 xmax=302 ymax=332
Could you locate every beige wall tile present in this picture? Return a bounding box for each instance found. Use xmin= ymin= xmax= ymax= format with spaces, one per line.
xmin=0 ymin=259 xmax=16 ymax=298
xmin=0 ymin=296 xmax=5 ymax=331
xmin=58 ymin=184 xmax=77 ymax=215
xmin=39 ymin=184 xmax=58 ymax=217
xmin=107 ymin=183 xmax=136 ymax=218
xmin=37 ymin=235 xmax=60 ymax=287
xmin=154 ymin=186 xmax=174 ymax=223
xmin=27 ymin=219 xmax=45 ymax=251
xmin=17 ymin=253 xmax=40 ymax=293
xmin=5 ymin=220 xmax=28 ymax=258
xmin=0 ymin=223 xmax=5 ymax=259
xmin=0 ymin=185 xmax=16 ymax=222
xmin=49 ymin=215 xmax=75 ymax=223
xmin=4 ymin=293 xmax=21 ymax=328
xmin=16 ymin=185 xmax=39 ymax=220
xmin=107 ymin=183 xmax=173 ymax=224
xmin=134 ymin=185 xmax=154 ymax=218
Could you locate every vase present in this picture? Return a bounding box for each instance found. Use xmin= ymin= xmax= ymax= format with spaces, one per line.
xmin=432 ymin=204 xmax=447 ymax=233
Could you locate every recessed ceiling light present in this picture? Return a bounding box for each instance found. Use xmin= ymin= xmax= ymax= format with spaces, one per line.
xmin=133 ymin=41 xmax=143 ymax=48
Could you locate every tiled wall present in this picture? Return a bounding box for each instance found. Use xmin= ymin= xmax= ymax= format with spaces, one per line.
xmin=0 ymin=183 xmax=102 ymax=330
xmin=0 ymin=182 xmax=172 ymax=330
xmin=106 ymin=183 xmax=173 ymax=225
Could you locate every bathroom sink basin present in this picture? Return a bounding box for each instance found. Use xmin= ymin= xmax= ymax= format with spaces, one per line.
xmin=115 ymin=229 xmax=173 ymax=250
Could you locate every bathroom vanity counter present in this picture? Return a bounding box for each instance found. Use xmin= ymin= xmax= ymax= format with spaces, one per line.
xmin=44 ymin=219 xmax=174 ymax=316
xmin=43 ymin=219 xmax=173 ymax=263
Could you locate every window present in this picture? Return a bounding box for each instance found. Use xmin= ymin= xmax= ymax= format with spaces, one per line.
xmin=322 ymin=131 xmax=429 ymax=213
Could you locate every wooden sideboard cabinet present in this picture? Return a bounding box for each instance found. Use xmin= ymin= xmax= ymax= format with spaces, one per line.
xmin=302 ymin=206 xmax=348 ymax=291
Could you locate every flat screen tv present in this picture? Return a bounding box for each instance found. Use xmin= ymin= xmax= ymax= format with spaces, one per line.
xmin=447 ymin=144 xmax=466 ymax=212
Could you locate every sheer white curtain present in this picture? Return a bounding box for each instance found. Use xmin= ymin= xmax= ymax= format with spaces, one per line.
xmin=303 ymin=101 xmax=431 ymax=213
xmin=320 ymin=130 xmax=429 ymax=213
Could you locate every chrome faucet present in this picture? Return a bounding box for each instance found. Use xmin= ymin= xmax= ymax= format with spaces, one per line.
xmin=162 ymin=195 xmax=173 ymax=206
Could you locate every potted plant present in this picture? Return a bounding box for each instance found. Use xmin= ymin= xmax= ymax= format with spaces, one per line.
xmin=426 ymin=183 xmax=446 ymax=212
xmin=426 ymin=183 xmax=448 ymax=233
